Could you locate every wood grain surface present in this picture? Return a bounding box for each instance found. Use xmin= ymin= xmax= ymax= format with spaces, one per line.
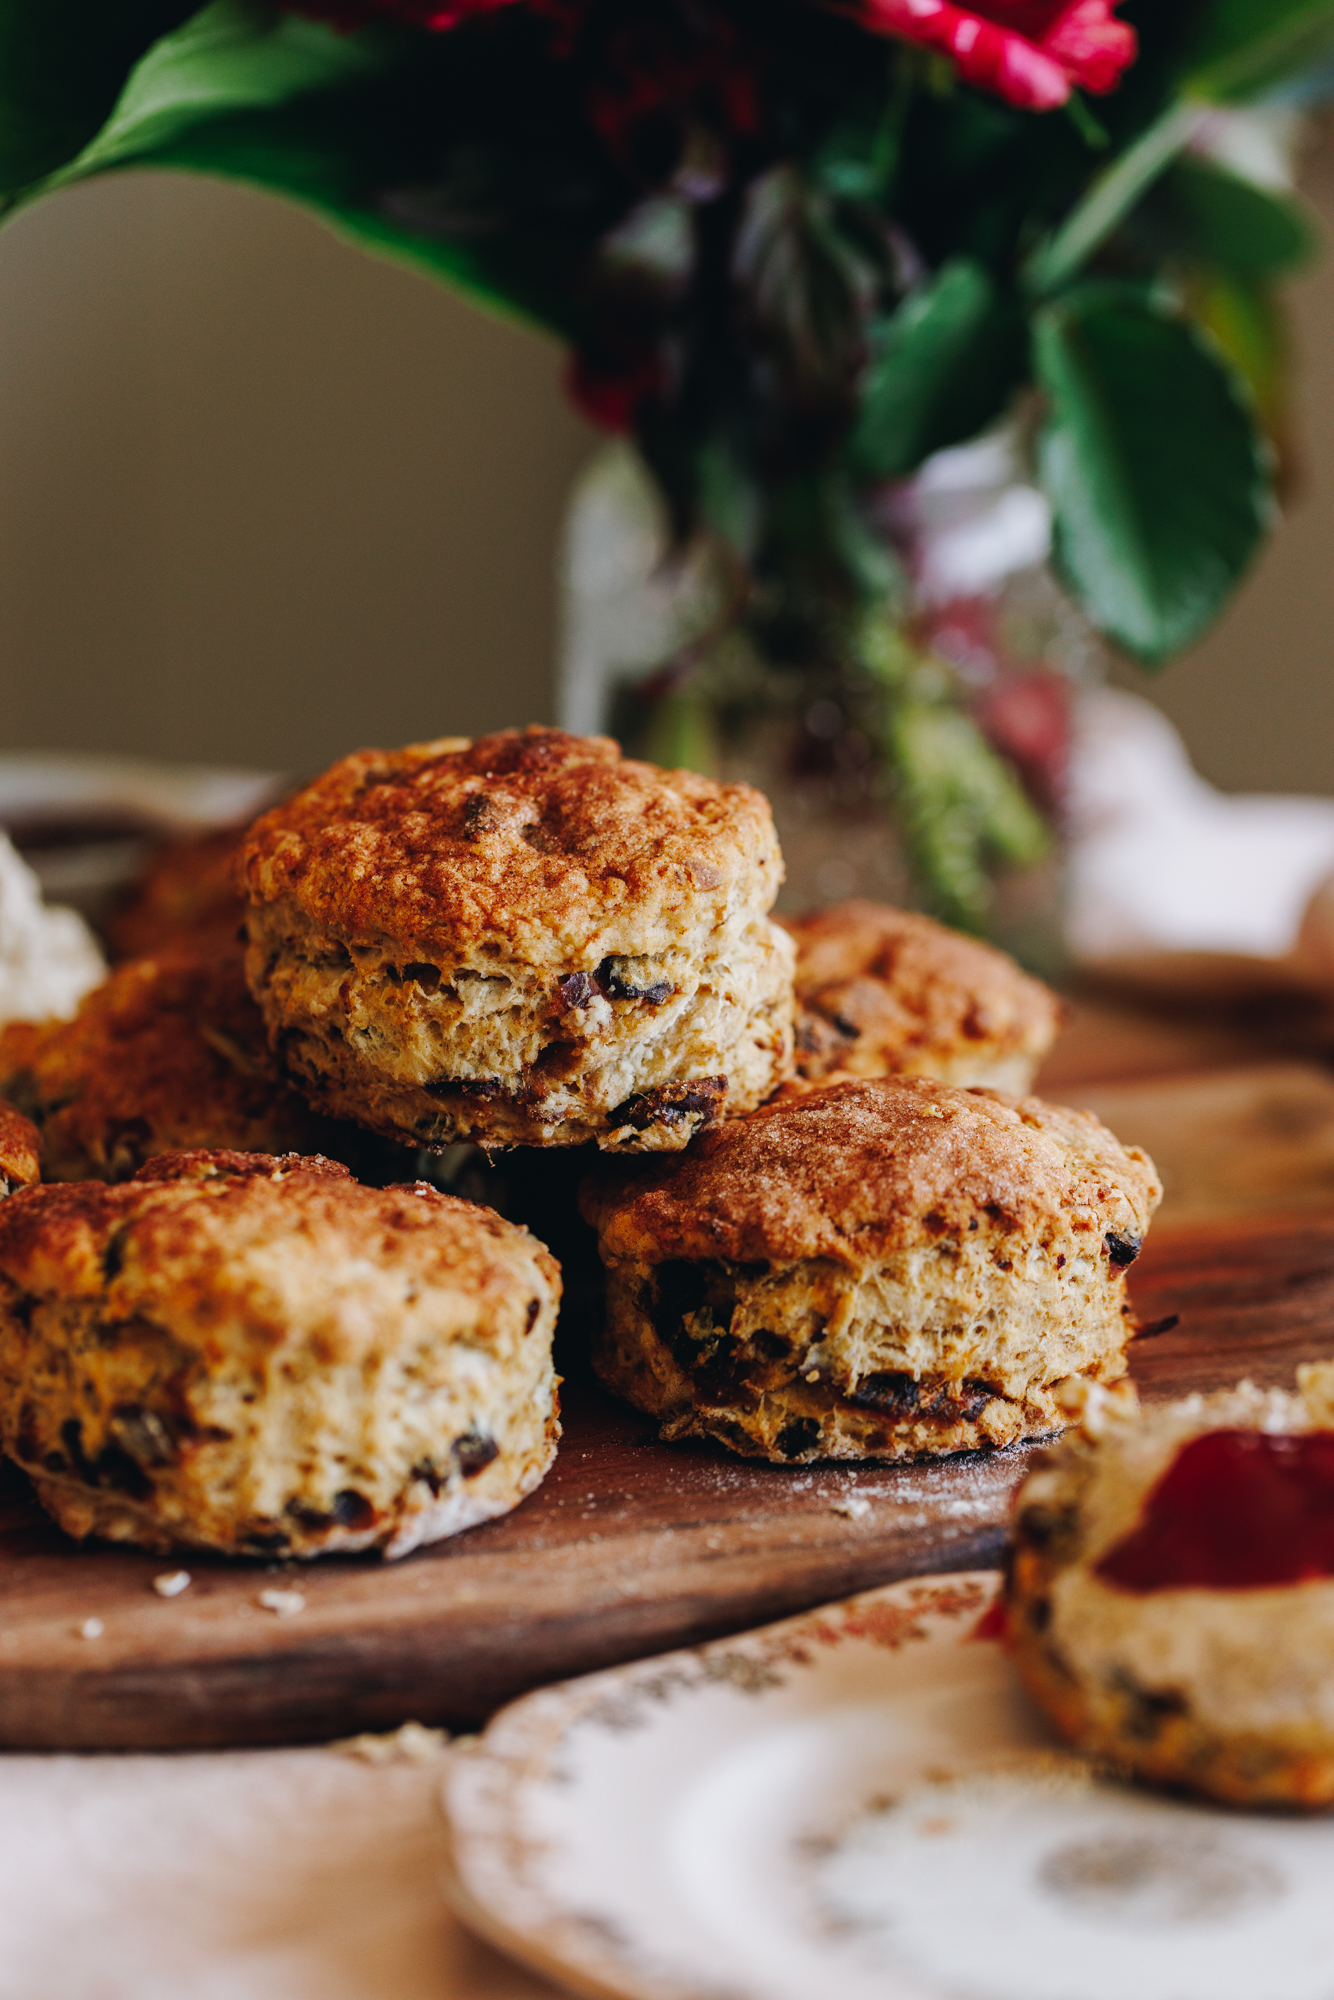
xmin=4 ymin=1025 xmax=1334 ymax=1752
xmin=2 ymin=1188 xmax=1332 ymax=1751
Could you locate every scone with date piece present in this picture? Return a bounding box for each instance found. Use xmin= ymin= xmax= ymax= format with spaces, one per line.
xmin=240 ymin=727 xmax=794 ymax=1152
xmin=0 ymin=940 xmax=338 ymax=1181
xmin=1007 ymin=1369 xmax=1334 ymax=1807
xmin=780 ymin=900 xmax=1063 ymax=1090
xmin=0 ymin=1150 xmax=561 ymax=1558
xmin=580 ymin=1075 xmax=1160 ymax=1462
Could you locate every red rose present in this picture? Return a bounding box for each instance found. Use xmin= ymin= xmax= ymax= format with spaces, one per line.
xmin=843 ymin=0 xmax=1136 ymax=109
xmin=288 ymin=0 xmax=1134 ymax=114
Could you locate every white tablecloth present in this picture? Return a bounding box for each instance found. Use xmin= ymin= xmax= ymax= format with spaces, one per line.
xmin=0 ymin=1733 xmax=560 ymax=2000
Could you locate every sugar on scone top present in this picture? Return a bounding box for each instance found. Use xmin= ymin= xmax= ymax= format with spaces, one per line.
xmin=241 ymin=728 xmax=795 ymax=1152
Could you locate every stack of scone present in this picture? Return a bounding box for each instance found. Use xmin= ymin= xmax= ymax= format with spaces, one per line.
xmin=0 ymin=728 xmax=801 ymax=1557
xmin=0 ymin=720 xmax=1167 ymax=1563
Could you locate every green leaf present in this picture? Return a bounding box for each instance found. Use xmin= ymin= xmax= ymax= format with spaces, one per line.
xmin=155 ymin=108 xmax=574 ymax=331
xmin=1161 ymin=157 xmax=1318 ymax=275
xmin=19 ymin=2 xmax=569 ymax=335
xmin=1182 ymin=0 xmax=1334 ymax=103
xmin=1034 ymin=285 xmax=1270 ymax=663
xmin=850 ymin=260 xmax=1024 ymax=482
xmin=0 ymin=0 xmax=198 ymax=197
xmin=1025 ymin=101 xmax=1209 ymax=298
xmin=33 ymin=1 xmax=398 ymax=193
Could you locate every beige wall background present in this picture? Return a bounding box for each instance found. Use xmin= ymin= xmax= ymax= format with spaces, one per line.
xmin=0 ymin=171 xmax=594 ymax=777
xmin=0 ymin=139 xmax=1331 ymax=792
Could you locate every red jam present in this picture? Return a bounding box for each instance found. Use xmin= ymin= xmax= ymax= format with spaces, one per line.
xmin=1095 ymin=1429 xmax=1334 ymax=1593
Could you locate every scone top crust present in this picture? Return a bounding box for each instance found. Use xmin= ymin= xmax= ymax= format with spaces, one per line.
xmin=240 ymin=728 xmax=784 ymax=963
xmin=0 ymin=1149 xmax=558 ymax=1358
xmin=0 ymin=1103 xmax=40 ymax=1193
xmin=780 ymin=900 xmax=1063 ymax=1078
xmin=582 ymin=1075 xmax=1160 ymax=1270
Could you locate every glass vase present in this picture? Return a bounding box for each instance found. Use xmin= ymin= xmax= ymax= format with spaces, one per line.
xmin=558 ymin=435 xmax=1105 ymax=975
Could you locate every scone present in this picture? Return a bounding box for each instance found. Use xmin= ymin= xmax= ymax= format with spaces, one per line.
xmin=0 ymin=1103 xmax=40 ymax=1195
xmin=580 ymin=1075 xmax=1161 ymax=1462
xmin=108 ymin=826 xmax=247 ymax=960
xmin=780 ymin=900 xmax=1062 ymax=1090
xmin=0 ymin=940 xmax=338 ymax=1181
xmin=1007 ymin=1370 xmax=1334 ymax=1807
xmin=0 ymin=1149 xmax=561 ymax=1558
xmin=240 ymin=727 xmax=794 ymax=1152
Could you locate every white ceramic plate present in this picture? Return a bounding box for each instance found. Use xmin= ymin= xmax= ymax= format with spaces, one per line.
xmin=442 ymin=1570 xmax=1334 ymax=2000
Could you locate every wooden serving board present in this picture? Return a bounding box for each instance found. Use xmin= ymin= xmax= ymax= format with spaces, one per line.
xmin=1 ymin=1192 xmax=1332 ymax=1751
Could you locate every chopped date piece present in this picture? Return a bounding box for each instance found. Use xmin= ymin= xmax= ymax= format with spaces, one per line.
xmin=453 ymin=1431 xmax=499 ymax=1477
xmin=331 ymin=1488 xmax=376 ymax=1528
xmin=776 ymin=1417 xmax=821 ymax=1458
xmin=427 ymin=1076 xmax=504 ymax=1100
xmin=557 ymin=971 xmax=596 ymax=1010
xmin=596 ymin=957 xmax=673 ymax=1004
xmin=845 ymin=1372 xmax=991 ymax=1423
xmin=1104 ymin=1231 xmax=1142 ymax=1267
xmin=611 ymin=1077 xmax=727 ymax=1131
xmin=461 ymin=792 xmax=498 ymax=839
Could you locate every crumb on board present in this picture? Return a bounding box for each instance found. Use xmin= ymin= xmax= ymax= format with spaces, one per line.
xmin=152 ymin=1571 xmax=192 ymax=1599
xmin=258 ymin=1588 xmax=305 ymax=1618
xmin=830 ymin=1494 xmax=872 ymax=1521
xmin=333 ymin=1720 xmax=450 ymax=1764
xmin=78 ymin=1617 xmax=104 ymax=1640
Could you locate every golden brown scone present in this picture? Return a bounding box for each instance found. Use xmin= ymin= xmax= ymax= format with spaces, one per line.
xmin=107 ymin=826 xmax=247 ymax=961
xmin=0 ymin=941 xmax=337 ymax=1181
xmin=240 ymin=727 xmax=794 ymax=1153
xmin=780 ymin=900 xmax=1063 ymax=1090
xmin=0 ymin=1149 xmax=561 ymax=1558
xmin=581 ymin=1075 xmax=1160 ymax=1463
xmin=1006 ymin=1370 xmax=1334 ymax=1808
xmin=0 ymin=1103 xmax=40 ymax=1194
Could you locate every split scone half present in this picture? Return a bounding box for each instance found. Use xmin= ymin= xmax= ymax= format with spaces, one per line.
xmin=0 ymin=940 xmax=340 ymax=1181
xmin=241 ymin=727 xmax=795 ymax=1152
xmin=0 ymin=1150 xmax=561 ymax=1558
xmin=779 ymin=899 xmax=1063 ymax=1091
xmin=1007 ymin=1369 xmax=1334 ymax=1807
xmin=580 ymin=1075 xmax=1160 ymax=1462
